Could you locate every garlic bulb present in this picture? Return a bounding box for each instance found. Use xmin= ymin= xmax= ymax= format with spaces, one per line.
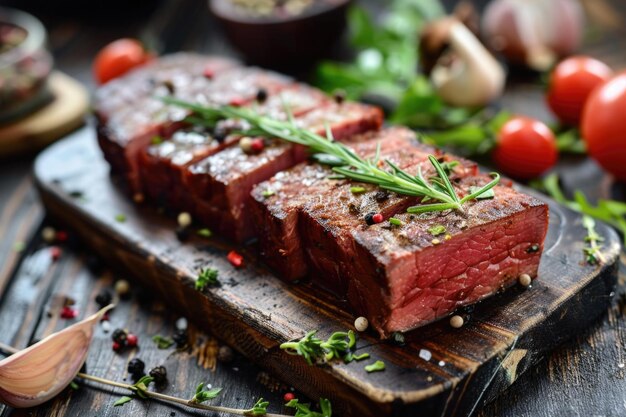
xmin=0 ymin=305 xmax=113 ymax=408
xmin=482 ymin=0 xmax=584 ymax=70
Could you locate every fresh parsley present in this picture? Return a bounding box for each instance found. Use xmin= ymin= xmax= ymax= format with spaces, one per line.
xmin=244 ymin=398 xmax=270 ymax=416
xmin=364 ymin=360 xmax=386 ymax=373
xmin=195 ymin=268 xmax=219 ymax=291
xmin=152 ymin=335 xmax=174 ymax=349
xmin=189 ymin=382 xmax=222 ymax=404
xmin=285 ymin=398 xmax=332 ymax=417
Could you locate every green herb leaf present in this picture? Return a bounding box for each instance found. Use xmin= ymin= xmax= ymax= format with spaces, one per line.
xmin=69 ymin=381 xmax=79 ymax=390
xmin=582 ymin=215 xmax=605 ymax=265
xmin=280 ymin=331 xmax=325 ymax=365
xmin=364 ymin=360 xmax=386 ymax=373
xmin=151 ymin=135 xmax=164 ymax=145
xmin=262 ymin=189 xmax=275 ymax=198
xmin=197 ymin=228 xmax=212 ymax=238
xmin=285 ymin=398 xmax=332 ymax=417
xmin=244 ymin=397 xmax=270 ymax=416
xmin=152 ymin=335 xmax=174 ymax=349
xmin=468 ymin=186 xmax=495 ymax=200
xmin=190 ymin=382 xmax=222 ymax=404
xmin=389 ymin=217 xmax=403 ymax=226
xmin=428 ymin=225 xmax=446 ymax=236
xmin=196 ymin=268 xmax=219 ymax=291
xmin=131 ymin=375 xmax=154 ymax=399
xmin=113 ymin=396 xmax=133 ymax=406
xmin=115 ymin=214 xmax=126 ymax=223
xmin=350 ymin=186 xmax=366 ymax=194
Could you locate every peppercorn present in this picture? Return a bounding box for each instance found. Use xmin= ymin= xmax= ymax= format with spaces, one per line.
xmin=50 ymin=246 xmax=62 ymax=262
xmin=128 ymin=358 xmax=145 ymax=377
xmin=60 ymin=306 xmax=78 ymax=319
xmin=203 ymin=67 xmax=214 ymax=79
xmin=374 ymin=190 xmax=389 ymax=202
xmin=212 ymin=124 xmax=229 ymax=143
xmin=333 ymin=89 xmax=346 ymax=104
xmin=519 ymin=273 xmax=532 ymax=287
xmin=41 ymin=227 xmax=56 ymax=243
xmin=354 ymin=316 xmax=369 ymax=332
xmin=149 ymin=366 xmax=167 ymax=384
xmin=217 ymin=345 xmax=234 ymax=363
xmin=114 ymin=280 xmax=131 ymax=299
xmin=227 ymin=251 xmax=244 ymax=268
xmin=56 ymin=230 xmax=69 ymax=242
xmin=126 ymin=333 xmax=138 ymax=348
xmin=112 ymin=328 xmax=128 ymax=345
xmin=450 ymin=315 xmax=464 ymax=329
xmin=172 ymin=330 xmax=188 ymax=348
xmin=177 ymin=212 xmax=192 ymax=228
xmin=256 ymin=88 xmax=268 ymax=103
xmin=95 ymin=290 xmax=113 ymax=308
xmin=283 ymin=392 xmax=295 ymax=402
xmin=364 ymin=212 xmax=376 ymax=225
xmin=250 ymin=138 xmax=265 ymax=153
xmin=112 ymin=341 xmax=122 ymax=352
xmin=372 ymin=213 xmax=384 ymax=224
xmin=239 ymin=137 xmax=254 ymax=153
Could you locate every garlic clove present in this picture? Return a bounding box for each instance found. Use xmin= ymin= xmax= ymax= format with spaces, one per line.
xmin=0 ymin=305 xmax=113 ymax=408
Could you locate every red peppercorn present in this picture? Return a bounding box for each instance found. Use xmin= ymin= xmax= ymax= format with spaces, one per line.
xmin=55 ymin=230 xmax=68 ymax=242
xmin=50 ymin=246 xmax=62 ymax=261
xmin=203 ymin=67 xmax=215 ymax=79
xmin=372 ymin=213 xmax=384 ymax=224
xmin=283 ymin=392 xmax=295 ymax=402
xmin=112 ymin=341 xmax=122 ymax=352
xmin=126 ymin=333 xmax=138 ymax=348
xmin=229 ymin=96 xmax=246 ymax=107
xmin=60 ymin=306 xmax=78 ymax=319
xmin=250 ymin=138 xmax=265 ymax=153
xmin=227 ymin=250 xmax=244 ymax=268
xmin=101 ymin=312 xmax=110 ymax=322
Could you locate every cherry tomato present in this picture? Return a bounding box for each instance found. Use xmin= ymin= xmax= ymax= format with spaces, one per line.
xmin=581 ymin=72 xmax=626 ymax=182
xmin=492 ymin=116 xmax=558 ymax=180
xmin=93 ymin=38 xmax=153 ymax=84
xmin=546 ymin=56 xmax=612 ymax=126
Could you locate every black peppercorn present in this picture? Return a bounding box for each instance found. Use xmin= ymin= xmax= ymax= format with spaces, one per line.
xmin=364 ymin=212 xmax=376 ymax=226
xmin=149 ymin=366 xmax=167 ymax=384
xmin=95 ymin=290 xmax=113 ymax=308
xmin=333 ymin=89 xmax=346 ymax=104
xmin=175 ymin=226 xmax=190 ymax=241
xmin=213 ymin=124 xmax=229 ymax=143
xmin=374 ymin=190 xmax=389 ymax=202
xmin=112 ymin=328 xmax=128 ymax=345
xmin=172 ymin=330 xmax=188 ymax=348
xmin=256 ymin=88 xmax=268 ymax=103
xmin=128 ymin=358 xmax=145 ymax=377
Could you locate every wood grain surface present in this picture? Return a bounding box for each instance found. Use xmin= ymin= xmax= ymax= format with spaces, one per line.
xmin=30 ymin=128 xmax=621 ymax=416
xmin=0 ymin=0 xmax=624 ymax=416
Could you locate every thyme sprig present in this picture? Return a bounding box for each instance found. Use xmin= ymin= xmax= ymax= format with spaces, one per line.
xmin=582 ymin=215 xmax=606 ymax=265
xmin=189 ymin=382 xmax=222 ymax=404
xmin=285 ymin=398 xmax=332 ymax=417
xmin=280 ymin=330 xmax=370 ymax=366
xmin=245 ymin=398 xmax=270 ymax=416
xmin=161 ymin=97 xmax=500 ymax=214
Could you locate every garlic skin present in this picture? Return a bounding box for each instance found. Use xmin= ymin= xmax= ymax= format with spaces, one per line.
xmin=431 ymin=21 xmax=506 ymax=107
xmin=0 ymin=305 xmax=113 ymax=408
xmin=482 ymin=0 xmax=584 ymax=70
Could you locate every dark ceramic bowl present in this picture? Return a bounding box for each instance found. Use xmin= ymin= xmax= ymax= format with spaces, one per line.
xmin=209 ymin=0 xmax=351 ymax=70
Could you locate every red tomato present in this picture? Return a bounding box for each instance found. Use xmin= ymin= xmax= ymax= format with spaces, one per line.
xmin=546 ymin=56 xmax=612 ymax=126
xmin=93 ymin=38 xmax=153 ymax=84
xmin=581 ymin=72 xmax=626 ymax=182
xmin=492 ymin=116 xmax=558 ymax=180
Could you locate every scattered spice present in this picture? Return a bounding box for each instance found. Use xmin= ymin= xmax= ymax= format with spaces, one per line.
xmin=256 ymin=88 xmax=268 ymax=103
xmin=333 ymin=89 xmax=346 ymax=104
xmin=41 ymin=227 xmax=56 ymax=243
xmin=283 ymin=392 xmax=295 ymax=402
xmin=152 ymin=335 xmax=174 ymax=350
xmin=126 ymin=333 xmax=138 ymax=348
xmin=354 ymin=317 xmax=369 ymax=332
xmin=239 ymin=137 xmax=254 ymax=153
xmin=250 ymin=138 xmax=265 ymax=153
xmin=431 ymin=238 xmax=441 ymax=245
xmin=582 ymin=215 xmax=605 ymax=265
xmin=350 ymin=186 xmax=366 ymax=194
xmin=389 ymin=217 xmax=402 ymax=226
xmin=203 ymin=67 xmax=214 ymax=79
xmin=149 ymin=366 xmax=167 ymax=384
xmin=114 ymin=280 xmax=131 ymax=298
xmin=364 ymin=360 xmax=386 ymax=373
xmin=372 ymin=213 xmax=384 ymax=224
xmin=114 ymin=214 xmax=126 ymax=223
xmin=60 ymin=306 xmax=78 ymax=319
xmin=196 ymin=268 xmax=219 ymax=291
xmin=95 ymin=291 xmax=113 ymax=309
xmin=227 ymin=251 xmax=244 ymax=268
xmin=172 ymin=330 xmax=188 ymax=348
xmin=262 ymin=189 xmax=275 ymax=198
xmin=112 ymin=329 xmax=128 ymax=345
xmin=518 ymin=273 xmax=532 ymax=287
xmin=428 ymin=224 xmax=446 ymax=236
xmin=127 ymin=358 xmax=145 ymax=378
xmin=197 ymin=228 xmax=212 ymax=238
xmin=177 ymin=212 xmax=192 ymax=228
xmin=449 ymin=315 xmax=464 ymax=328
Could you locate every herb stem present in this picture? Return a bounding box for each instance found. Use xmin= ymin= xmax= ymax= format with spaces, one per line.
xmin=0 ymin=341 xmax=290 ymax=417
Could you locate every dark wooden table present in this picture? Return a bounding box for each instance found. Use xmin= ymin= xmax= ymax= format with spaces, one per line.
xmin=0 ymin=1 xmax=624 ymax=416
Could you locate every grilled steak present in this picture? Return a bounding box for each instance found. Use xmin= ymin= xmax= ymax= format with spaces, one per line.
xmin=95 ymin=53 xmax=294 ymax=195
xmin=185 ymin=101 xmax=384 ymax=242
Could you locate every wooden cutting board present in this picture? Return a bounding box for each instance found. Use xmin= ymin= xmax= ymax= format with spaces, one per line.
xmin=33 ymin=128 xmax=621 ymax=417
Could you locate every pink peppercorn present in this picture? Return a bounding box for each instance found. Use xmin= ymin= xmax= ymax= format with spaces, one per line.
xmin=126 ymin=333 xmax=138 ymax=348
xmin=50 ymin=246 xmax=62 ymax=261
xmin=372 ymin=213 xmax=384 ymax=224
xmin=60 ymin=306 xmax=78 ymax=319
xmin=250 ymin=138 xmax=265 ymax=153
xmin=283 ymin=392 xmax=295 ymax=402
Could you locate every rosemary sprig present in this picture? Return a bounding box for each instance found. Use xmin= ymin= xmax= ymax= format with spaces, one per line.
xmin=582 ymin=215 xmax=606 ymax=265
xmin=161 ymin=97 xmax=500 ymax=214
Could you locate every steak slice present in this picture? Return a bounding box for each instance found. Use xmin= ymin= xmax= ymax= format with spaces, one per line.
xmin=185 ymin=101 xmax=384 ymax=242
xmin=249 ymin=127 xmax=427 ymax=281
xmin=303 ymin=172 xmax=548 ymax=337
xmin=95 ymin=54 xmax=294 ymax=195
xmin=138 ymin=84 xmax=332 ymax=210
